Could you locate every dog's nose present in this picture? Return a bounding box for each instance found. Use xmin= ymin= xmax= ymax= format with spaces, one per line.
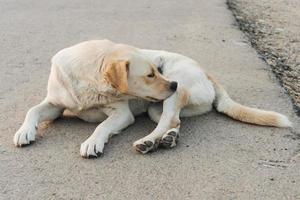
xmin=170 ymin=81 xmax=178 ymax=92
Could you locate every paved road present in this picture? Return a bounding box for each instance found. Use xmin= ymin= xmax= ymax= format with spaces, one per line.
xmin=0 ymin=0 xmax=299 ymax=199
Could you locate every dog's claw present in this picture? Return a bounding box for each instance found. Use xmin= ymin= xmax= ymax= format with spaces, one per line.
xmin=88 ymin=154 xmax=98 ymax=159
xmin=80 ymin=138 xmax=104 ymax=158
xmin=14 ymin=125 xmax=36 ymax=147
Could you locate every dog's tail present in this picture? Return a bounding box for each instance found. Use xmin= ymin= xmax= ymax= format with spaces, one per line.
xmin=207 ymin=74 xmax=292 ymax=127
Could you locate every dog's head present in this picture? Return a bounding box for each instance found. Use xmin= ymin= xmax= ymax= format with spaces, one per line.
xmin=104 ymin=45 xmax=177 ymax=101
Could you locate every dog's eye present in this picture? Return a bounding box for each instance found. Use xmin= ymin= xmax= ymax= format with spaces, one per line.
xmin=147 ymin=72 xmax=155 ymax=78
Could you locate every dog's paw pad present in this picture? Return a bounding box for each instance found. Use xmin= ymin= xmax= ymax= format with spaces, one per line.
xmin=135 ymin=144 xmax=147 ymax=152
xmin=144 ymin=141 xmax=153 ymax=147
xmin=19 ymin=140 xmax=35 ymax=147
xmin=160 ymin=129 xmax=179 ymax=148
xmin=133 ymin=139 xmax=158 ymax=154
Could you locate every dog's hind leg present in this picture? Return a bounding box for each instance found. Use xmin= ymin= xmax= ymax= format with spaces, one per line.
xmin=134 ymin=88 xmax=188 ymax=154
xmin=14 ymin=99 xmax=64 ymax=146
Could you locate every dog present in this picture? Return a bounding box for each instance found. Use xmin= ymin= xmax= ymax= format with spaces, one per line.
xmin=14 ymin=39 xmax=292 ymax=158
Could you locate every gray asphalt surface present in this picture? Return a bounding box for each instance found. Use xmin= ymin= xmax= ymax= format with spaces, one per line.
xmin=0 ymin=0 xmax=299 ymax=199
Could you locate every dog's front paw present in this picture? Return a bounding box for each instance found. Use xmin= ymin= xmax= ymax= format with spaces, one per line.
xmin=13 ymin=125 xmax=37 ymax=147
xmin=80 ymin=137 xmax=104 ymax=158
xmin=160 ymin=128 xmax=179 ymax=148
xmin=133 ymin=138 xmax=159 ymax=154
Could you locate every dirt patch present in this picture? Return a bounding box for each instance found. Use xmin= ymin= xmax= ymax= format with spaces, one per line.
xmin=227 ymin=0 xmax=300 ymax=115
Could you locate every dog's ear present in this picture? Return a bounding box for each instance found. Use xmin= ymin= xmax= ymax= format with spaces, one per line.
xmin=104 ymin=60 xmax=129 ymax=93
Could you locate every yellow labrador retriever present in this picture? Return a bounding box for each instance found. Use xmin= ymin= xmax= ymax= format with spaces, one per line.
xmin=14 ymin=40 xmax=292 ymax=158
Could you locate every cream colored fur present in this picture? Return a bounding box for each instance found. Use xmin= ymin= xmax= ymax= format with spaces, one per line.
xmin=14 ymin=39 xmax=292 ymax=158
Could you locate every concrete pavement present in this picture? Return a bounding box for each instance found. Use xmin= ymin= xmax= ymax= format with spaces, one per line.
xmin=0 ymin=0 xmax=299 ymax=199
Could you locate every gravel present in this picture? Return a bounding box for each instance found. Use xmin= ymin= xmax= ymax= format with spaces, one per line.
xmin=227 ymin=0 xmax=300 ymax=115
